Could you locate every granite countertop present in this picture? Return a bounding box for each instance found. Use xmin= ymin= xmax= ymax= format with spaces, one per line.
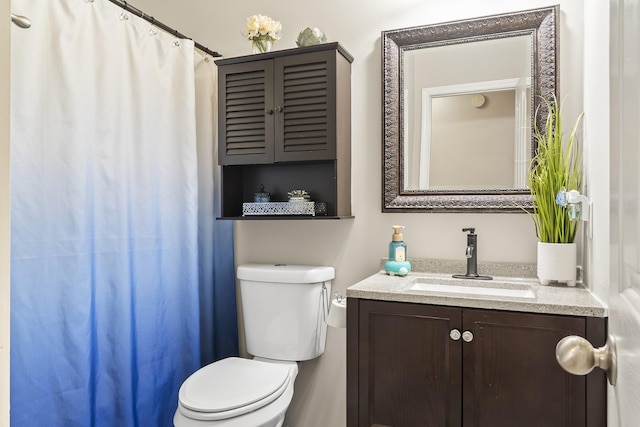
xmin=346 ymin=259 xmax=607 ymax=318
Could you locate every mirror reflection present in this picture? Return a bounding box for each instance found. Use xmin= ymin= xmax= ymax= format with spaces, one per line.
xmin=382 ymin=5 xmax=559 ymax=212
xmin=382 ymin=6 xmax=558 ymax=212
xmin=403 ymin=36 xmax=532 ymax=191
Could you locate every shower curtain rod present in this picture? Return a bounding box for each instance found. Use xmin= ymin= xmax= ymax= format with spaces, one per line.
xmin=107 ymin=0 xmax=222 ymax=57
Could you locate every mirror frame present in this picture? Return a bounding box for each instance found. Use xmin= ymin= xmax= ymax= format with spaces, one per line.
xmin=382 ymin=6 xmax=558 ymax=213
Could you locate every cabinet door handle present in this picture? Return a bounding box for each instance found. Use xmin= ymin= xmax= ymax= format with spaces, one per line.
xmin=265 ymin=108 xmax=274 ymax=115
xmin=462 ymin=331 xmax=474 ymax=342
xmin=274 ymin=105 xmax=283 ymax=113
xmin=450 ymin=329 xmax=461 ymax=341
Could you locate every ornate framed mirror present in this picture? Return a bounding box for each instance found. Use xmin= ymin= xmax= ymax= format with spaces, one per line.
xmin=382 ymin=6 xmax=558 ymax=212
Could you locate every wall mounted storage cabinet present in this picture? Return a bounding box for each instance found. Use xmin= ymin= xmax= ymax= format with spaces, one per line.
xmin=216 ymin=43 xmax=353 ymax=219
xmin=347 ymin=299 xmax=607 ymax=427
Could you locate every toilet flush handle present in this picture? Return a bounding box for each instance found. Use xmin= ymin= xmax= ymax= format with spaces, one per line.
xmin=321 ymin=283 xmax=329 ymax=321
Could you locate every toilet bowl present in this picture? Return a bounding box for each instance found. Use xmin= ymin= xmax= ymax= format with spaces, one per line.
xmin=174 ymin=357 xmax=298 ymax=427
xmin=173 ymin=264 xmax=334 ymax=427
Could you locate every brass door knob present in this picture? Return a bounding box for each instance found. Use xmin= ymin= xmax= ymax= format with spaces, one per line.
xmin=556 ymin=335 xmax=617 ymax=385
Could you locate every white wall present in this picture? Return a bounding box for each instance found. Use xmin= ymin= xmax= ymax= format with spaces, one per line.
xmin=129 ymin=1 xmax=593 ymax=426
xmin=1 ymin=0 xmax=10 ymax=423
xmin=583 ymin=0 xmax=611 ymax=307
xmin=430 ymin=91 xmax=516 ymax=189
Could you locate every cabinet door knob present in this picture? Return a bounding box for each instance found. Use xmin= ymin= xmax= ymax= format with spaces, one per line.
xmin=274 ymin=105 xmax=283 ymax=113
xmin=462 ymin=330 xmax=474 ymax=342
xmin=556 ymin=335 xmax=617 ymax=385
xmin=450 ymin=329 xmax=461 ymax=341
xmin=265 ymin=108 xmax=274 ymax=115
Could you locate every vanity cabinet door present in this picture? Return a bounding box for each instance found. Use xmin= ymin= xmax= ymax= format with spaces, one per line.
xmin=354 ymin=299 xmax=462 ymax=427
xmin=347 ymin=299 xmax=607 ymax=427
xmin=462 ymin=309 xmax=586 ymax=427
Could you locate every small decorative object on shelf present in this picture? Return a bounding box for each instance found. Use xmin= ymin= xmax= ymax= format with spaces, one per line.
xmin=244 ymin=14 xmax=282 ymax=54
xmin=296 ymin=27 xmax=327 ymax=47
xmin=287 ymin=189 xmax=310 ymax=202
xmin=254 ymin=184 xmax=270 ymax=203
xmin=314 ymin=202 xmax=327 ymax=216
xmin=242 ymin=189 xmax=324 ymax=216
xmin=242 ymin=201 xmax=316 ymax=216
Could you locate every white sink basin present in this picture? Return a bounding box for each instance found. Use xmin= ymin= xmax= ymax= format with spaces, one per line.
xmin=406 ymin=278 xmax=536 ymax=300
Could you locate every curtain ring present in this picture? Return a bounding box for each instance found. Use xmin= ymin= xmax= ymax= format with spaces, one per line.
xmin=147 ymin=17 xmax=156 ymax=36
xmin=119 ymin=0 xmax=129 ymax=21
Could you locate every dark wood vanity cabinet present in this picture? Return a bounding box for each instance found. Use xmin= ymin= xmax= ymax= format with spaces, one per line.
xmin=347 ymin=299 xmax=607 ymax=427
xmin=215 ymin=43 xmax=353 ymax=219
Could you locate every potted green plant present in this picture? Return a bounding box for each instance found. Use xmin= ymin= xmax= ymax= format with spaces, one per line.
xmin=528 ymin=95 xmax=584 ymax=286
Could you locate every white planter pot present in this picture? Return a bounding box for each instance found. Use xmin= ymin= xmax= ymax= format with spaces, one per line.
xmin=537 ymin=242 xmax=577 ymax=286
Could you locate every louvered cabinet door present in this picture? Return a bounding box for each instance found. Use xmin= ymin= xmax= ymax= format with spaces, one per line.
xmin=274 ymin=50 xmax=338 ymax=162
xmin=218 ymin=60 xmax=276 ymax=165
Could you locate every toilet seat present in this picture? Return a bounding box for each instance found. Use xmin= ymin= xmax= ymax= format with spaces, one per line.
xmin=178 ymin=357 xmax=292 ymax=421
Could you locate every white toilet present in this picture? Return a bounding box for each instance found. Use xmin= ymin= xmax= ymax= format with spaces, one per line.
xmin=174 ymin=263 xmax=335 ymax=427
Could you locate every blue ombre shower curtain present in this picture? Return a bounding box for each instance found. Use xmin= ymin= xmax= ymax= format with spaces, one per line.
xmin=10 ymin=0 xmax=237 ymax=425
xmin=194 ymin=57 xmax=239 ymax=367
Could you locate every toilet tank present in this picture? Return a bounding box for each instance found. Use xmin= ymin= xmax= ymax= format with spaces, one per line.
xmin=237 ymin=264 xmax=334 ymax=361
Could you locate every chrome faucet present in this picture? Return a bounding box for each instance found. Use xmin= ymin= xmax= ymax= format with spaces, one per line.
xmin=452 ymin=228 xmax=492 ymax=280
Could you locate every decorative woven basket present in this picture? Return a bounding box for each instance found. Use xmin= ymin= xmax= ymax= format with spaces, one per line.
xmin=242 ymin=201 xmax=316 ymax=216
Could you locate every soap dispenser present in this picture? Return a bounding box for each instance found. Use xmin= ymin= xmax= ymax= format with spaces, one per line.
xmin=384 ymin=225 xmax=412 ymax=276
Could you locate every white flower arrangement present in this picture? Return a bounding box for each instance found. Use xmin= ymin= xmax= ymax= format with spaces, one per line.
xmin=287 ymin=189 xmax=310 ymax=202
xmin=243 ymin=14 xmax=282 ymax=43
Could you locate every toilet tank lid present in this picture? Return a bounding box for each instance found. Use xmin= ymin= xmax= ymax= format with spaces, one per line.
xmin=237 ymin=264 xmax=335 ymax=284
